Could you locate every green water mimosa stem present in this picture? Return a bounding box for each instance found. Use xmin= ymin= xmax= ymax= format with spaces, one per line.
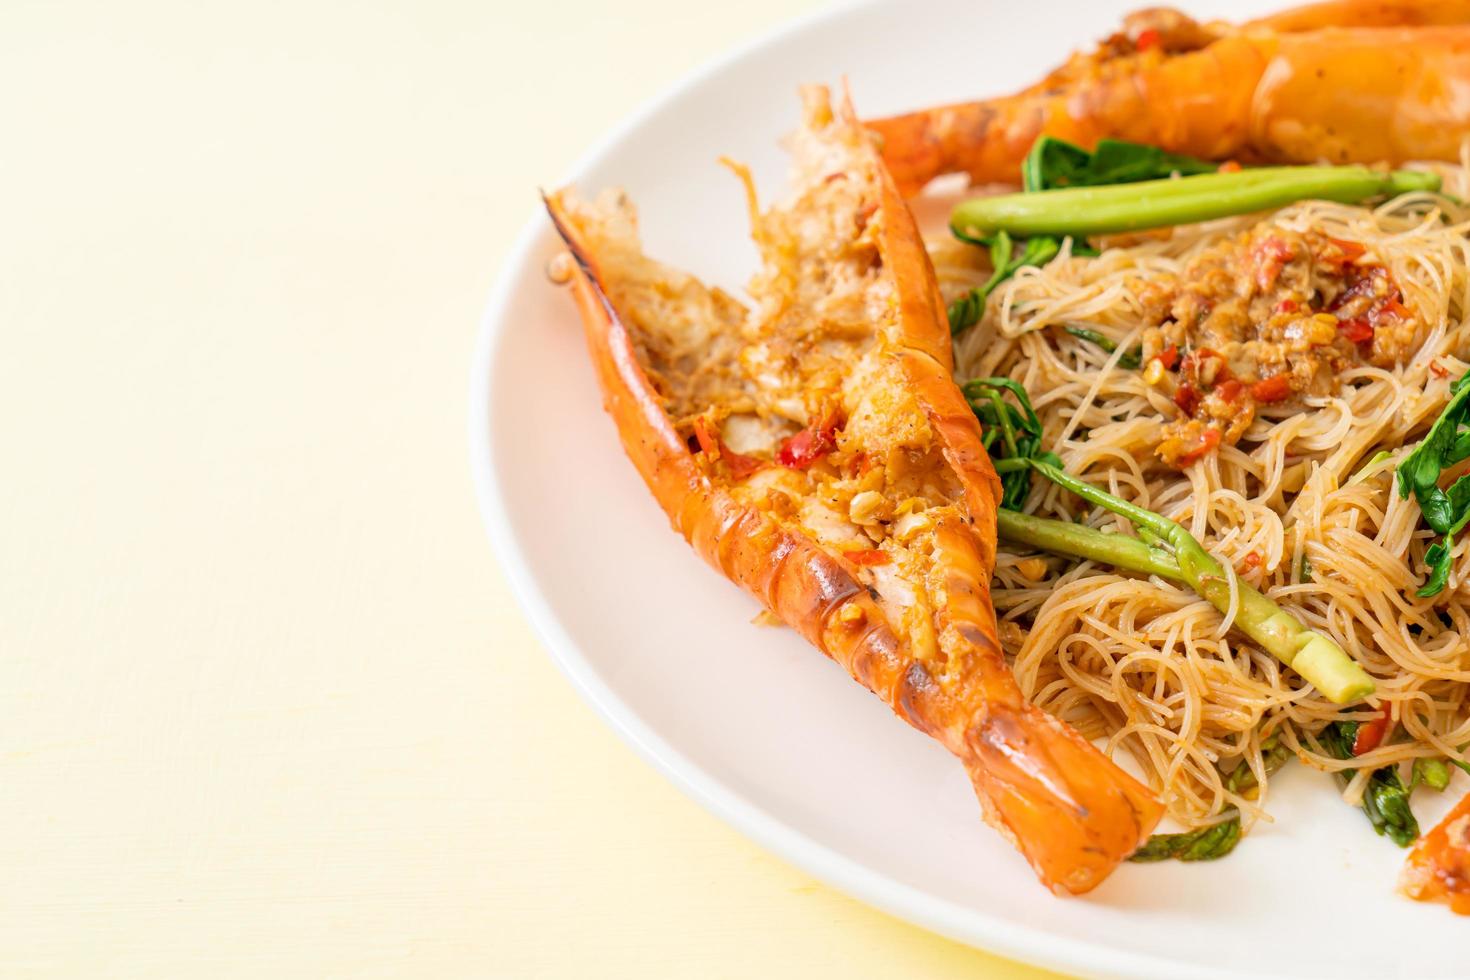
xmin=951 ymin=166 xmax=1441 ymax=239
xmin=997 ymin=509 xmax=1182 ymax=581
xmin=1014 ymin=460 xmax=1376 ymax=705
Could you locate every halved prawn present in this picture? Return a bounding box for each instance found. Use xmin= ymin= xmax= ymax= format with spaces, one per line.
xmin=867 ymin=3 xmax=1470 ymax=194
xmin=545 ymin=86 xmax=1163 ymax=894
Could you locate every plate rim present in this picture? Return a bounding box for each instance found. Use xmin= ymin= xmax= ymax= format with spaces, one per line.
xmin=468 ymin=4 xmax=1345 ymax=977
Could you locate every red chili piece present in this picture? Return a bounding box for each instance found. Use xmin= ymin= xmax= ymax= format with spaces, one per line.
xmin=722 ymin=450 xmax=764 ymax=480
xmin=1173 ymin=383 xmax=1200 ymax=416
xmin=777 ymin=416 xmax=839 ymax=469
xmin=1251 ymin=236 xmax=1295 ymax=291
xmin=1352 ymin=706 xmax=1393 ymax=757
xmin=1330 ymin=264 xmax=1412 ymax=350
xmin=1175 ymin=427 xmax=1220 ymax=466
xmin=1251 ymin=375 xmax=1292 ymax=403
xmin=1327 ymin=237 xmax=1367 ymax=265
xmin=693 ymin=417 xmax=764 ymax=479
xmin=1338 ymin=318 xmax=1375 ymax=344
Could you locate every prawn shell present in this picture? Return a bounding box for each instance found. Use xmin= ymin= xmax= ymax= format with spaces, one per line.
xmin=867 ymin=11 xmax=1470 ymax=193
xmin=1401 ymin=786 xmax=1470 ymax=914
xmin=543 ymin=110 xmax=1163 ymax=892
xmin=1247 ymin=0 xmax=1470 ymax=31
xmin=545 ymin=192 xmax=944 ymax=722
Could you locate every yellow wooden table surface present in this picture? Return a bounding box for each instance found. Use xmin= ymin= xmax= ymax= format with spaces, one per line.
xmin=4 ymin=1 xmax=1064 ymax=975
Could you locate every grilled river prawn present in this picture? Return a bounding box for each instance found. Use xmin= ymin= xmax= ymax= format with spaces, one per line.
xmin=545 ymin=87 xmax=1162 ymax=894
xmin=867 ymin=0 xmax=1470 ymax=194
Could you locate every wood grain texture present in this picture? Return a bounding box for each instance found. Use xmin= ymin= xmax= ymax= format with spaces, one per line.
xmin=0 ymin=0 xmax=1063 ymax=975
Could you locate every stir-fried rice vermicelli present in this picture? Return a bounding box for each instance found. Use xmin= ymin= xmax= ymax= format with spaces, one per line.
xmin=930 ymin=158 xmax=1470 ymax=831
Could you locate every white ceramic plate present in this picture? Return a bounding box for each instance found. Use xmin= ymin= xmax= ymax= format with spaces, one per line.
xmin=471 ymin=2 xmax=1468 ymax=976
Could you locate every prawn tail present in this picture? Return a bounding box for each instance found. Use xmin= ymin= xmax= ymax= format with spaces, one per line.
xmin=963 ymin=700 xmax=1164 ymax=895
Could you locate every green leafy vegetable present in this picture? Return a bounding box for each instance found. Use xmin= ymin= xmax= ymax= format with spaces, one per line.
xmin=1320 ymin=721 xmax=1420 ymax=847
xmin=1396 ymin=374 xmax=1470 ymax=530
xmin=946 ymin=292 xmax=984 ymax=336
xmin=1022 ymin=136 xmax=1218 ymax=193
xmin=952 ymin=166 xmax=1441 ymax=241
xmin=1420 ymin=533 xmax=1456 ymax=598
xmin=1395 ymin=373 xmax=1470 ymax=596
xmin=1063 ymin=324 xmax=1142 ymax=369
xmin=1130 ymin=814 xmax=1242 ymax=863
xmin=974 ymin=379 xmax=1374 ymax=704
xmin=962 ymin=377 xmax=1062 ymax=508
xmin=1318 ymin=720 xmax=1355 ymax=758
xmin=948 ymin=232 xmax=1062 ymax=334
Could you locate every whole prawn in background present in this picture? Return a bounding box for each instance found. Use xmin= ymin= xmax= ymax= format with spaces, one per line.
xmin=868 ymin=0 xmax=1470 ymax=194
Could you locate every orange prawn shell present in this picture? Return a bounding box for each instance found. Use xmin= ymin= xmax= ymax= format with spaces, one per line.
xmin=542 ymin=101 xmax=1007 ymax=679
xmin=867 ymin=6 xmax=1470 ymax=193
xmin=869 ymin=135 xmax=1006 ymax=580
xmin=543 ymin=96 xmax=1164 ymax=891
xmin=1250 ymin=27 xmax=1470 ymax=165
xmin=1402 ymin=789 xmax=1470 ymax=914
xmin=544 ymin=193 xmax=953 ymax=734
xmin=1247 ymin=0 xmax=1470 ymax=31
xmin=543 ymin=152 xmax=1007 ymax=720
